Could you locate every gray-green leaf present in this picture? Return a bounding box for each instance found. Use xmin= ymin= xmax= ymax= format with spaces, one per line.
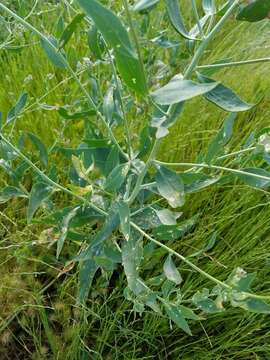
xmin=163 ymin=255 xmax=182 ymax=285
xmin=7 ymin=92 xmax=28 ymax=124
xmin=197 ymin=73 xmax=253 ymax=112
xmin=27 ymin=182 xmax=52 ymax=223
xmin=152 ymin=74 xmax=218 ymax=105
xmin=163 ymin=302 xmax=192 ymax=335
xmin=27 ymin=132 xmax=48 ymax=168
xmin=40 ymin=36 xmax=67 ymax=69
xmin=156 ymin=166 xmax=185 ymax=208
xmin=77 ymin=0 xmax=147 ymax=95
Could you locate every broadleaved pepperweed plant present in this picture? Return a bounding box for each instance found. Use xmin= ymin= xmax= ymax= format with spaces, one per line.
xmin=1 ymin=0 xmax=270 ymax=335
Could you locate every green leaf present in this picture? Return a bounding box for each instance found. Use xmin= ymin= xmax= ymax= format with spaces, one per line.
xmin=236 ymin=168 xmax=270 ymax=189
xmin=0 ymin=186 xmax=27 ymax=203
xmin=7 ymin=92 xmax=28 ymax=124
xmin=163 ymin=302 xmax=192 ymax=335
xmin=202 ymin=0 xmax=216 ymax=15
xmin=27 ymin=132 xmax=48 ymax=168
xmin=227 ymin=268 xmax=256 ymax=292
xmin=155 ymin=209 xmax=181 ymax=226
xmin=156 ymin=166 xmax=185 ymax=208
xmin=151 ymin=74 xmax=218 ymax=105
xmin=178 ymin=305 xmax=201 ymax=320
xmin=133 ymin=0 xmax=160 ymax=11
xmin=192 ymin=289 xmax=223 ymax=313
xmin=58 ymin=107 xmax=96 ymax=120
xmin=79 ymin=257 xmax=99 ymax=302
xmin=197 ymin=73 xmax=253 ymax=112
xmin=40 ymin=36 xmax=67 ymax=69
xmin=122 ymin=228 xmax=144 ymax=295
xmin=205 ymin=113 xmax=236 ymax=163
xmin=166 ymin=0 xmax=196 ymax=40
xmin=88 ymin=25 xmax=105 ymax=60
xmin=59 ymin=13 xmax=85 ymax=48
xmin=236 ymin=0 xmax=270 ymax=22
xmin=231 ymin=296 xmax=270 ymax=314
xmin=105 ymin=163 xmax=130 ymax=192
xmin=27 ymin=182 xmax=52 ymax=223
xmin=151 ymin=102 xmax=185 ymax=139
xmin=77 ymin=0 xmax=147 ymax=95
xmin=57 ymin=206 xmax=80 ymax=259
xmin=179 ymin=172 xmax=220 ymax=193
xmin=117 ymin=200 xmax=130 ymax=241
xmin=104 ymin=146 xmax=119 ymax=176
xmin=153 ymin=216 xmax=197 ymax=241
xmin=163 ymin=255 xmax=182 ymax=285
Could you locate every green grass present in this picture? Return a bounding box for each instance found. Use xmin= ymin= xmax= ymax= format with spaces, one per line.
xmin=1 ymin=1 xmax=270 ymax=359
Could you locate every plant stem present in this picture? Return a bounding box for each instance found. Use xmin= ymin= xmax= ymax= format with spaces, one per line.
xmin=131 ymin=222 xmax=270 ymax=300
xmin=197 ymin=57 xmax=270 ymax=70
xmin=217 ymin=147 xmax=256 ymax=161
xmin=131 ymin=221 xmax=231 ymax=289
xmin=184 ymin=0 xmax=239 ymax=79
xmin=4 ymin=135 xmax=269 ymax=301
xmin=155 ymin=160 xmax=270 ymax=182
xmin=0 ymin=3 xmax=128 ymax=160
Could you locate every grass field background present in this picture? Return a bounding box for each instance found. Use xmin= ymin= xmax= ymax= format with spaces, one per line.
xmin=1 ymin=1 xmax=270 ymax=359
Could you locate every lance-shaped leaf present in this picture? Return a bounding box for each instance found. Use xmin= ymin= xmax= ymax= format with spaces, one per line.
xmin=105 ymin=162 xmax=130 ymax=192
xmin=151 ymin=74 xmax=218 ymax=105
xmin=205 ymin=112 xmax=236 ymax=163
xmin=156 ymin=166 xmax=185 ymax=208
xmin=41 ymin=36 xmax=67 ymax=69
xmin=231 ymin=294 xmax=270 ymax=314
xmin=133 ymin=0 xmax=160 ymax=12
xmin=27 ymin=132 xmax=48 ymax=168
xmin=163 ymin=255 xmax=182 ymax=285
xmin=88 ymin=25 xmax=105 ymax=60
xmin=59 ymin=13 xmax=85 ymax=48
xmin=197 ymin=73 xmax=253 ymax=112
xmin=117 ymin=201 xmax=130 ymax=241
xmin=236 ymin=0 xmax=270 ymax=22
xmin=122 ymin=228 xmax=144 ymax=295
xmin=57 ymin=206 xmax=80 ymax=258
xmin=202 ymin=0 xmax=216 ymax=15
xmin=79 ymin=257 xmax=99 ymax=302
xmin=166 ymin=0 xmax=196 ymax=40
xmin=7 ymin=92 xmax=28 ymax=124
xmin=163 ymin=301 xmax=192 ymax=335
xmin=77 ymin=0 xmax=147 ymax=95
xmin=27 ymin=182 xmax=52 ymax=223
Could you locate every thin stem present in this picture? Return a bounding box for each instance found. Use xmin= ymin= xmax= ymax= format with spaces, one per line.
xmin=4 ymin=134 xmax=270 ymax=301
xmin=197 ymin=57 xmax=270 ymax=71
xmin=155 ymin=160 xmax=270 ymax=183
xmin=217 ymin=147 xmax=256 ymax=161
xmin=0 ymin=3 xmax=128 ymax=160
xmin=122 ymin=0 xmax=148 ymax=94
xmin=131 ymin=222 xmax=270 ymax=300
xmin=184 ymin=0 xmax=239 ymax=79
xmin=191 ymin=0 xmax=204 ymax=38
xmin=131 ymin=221 xmax=231 ymax=289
